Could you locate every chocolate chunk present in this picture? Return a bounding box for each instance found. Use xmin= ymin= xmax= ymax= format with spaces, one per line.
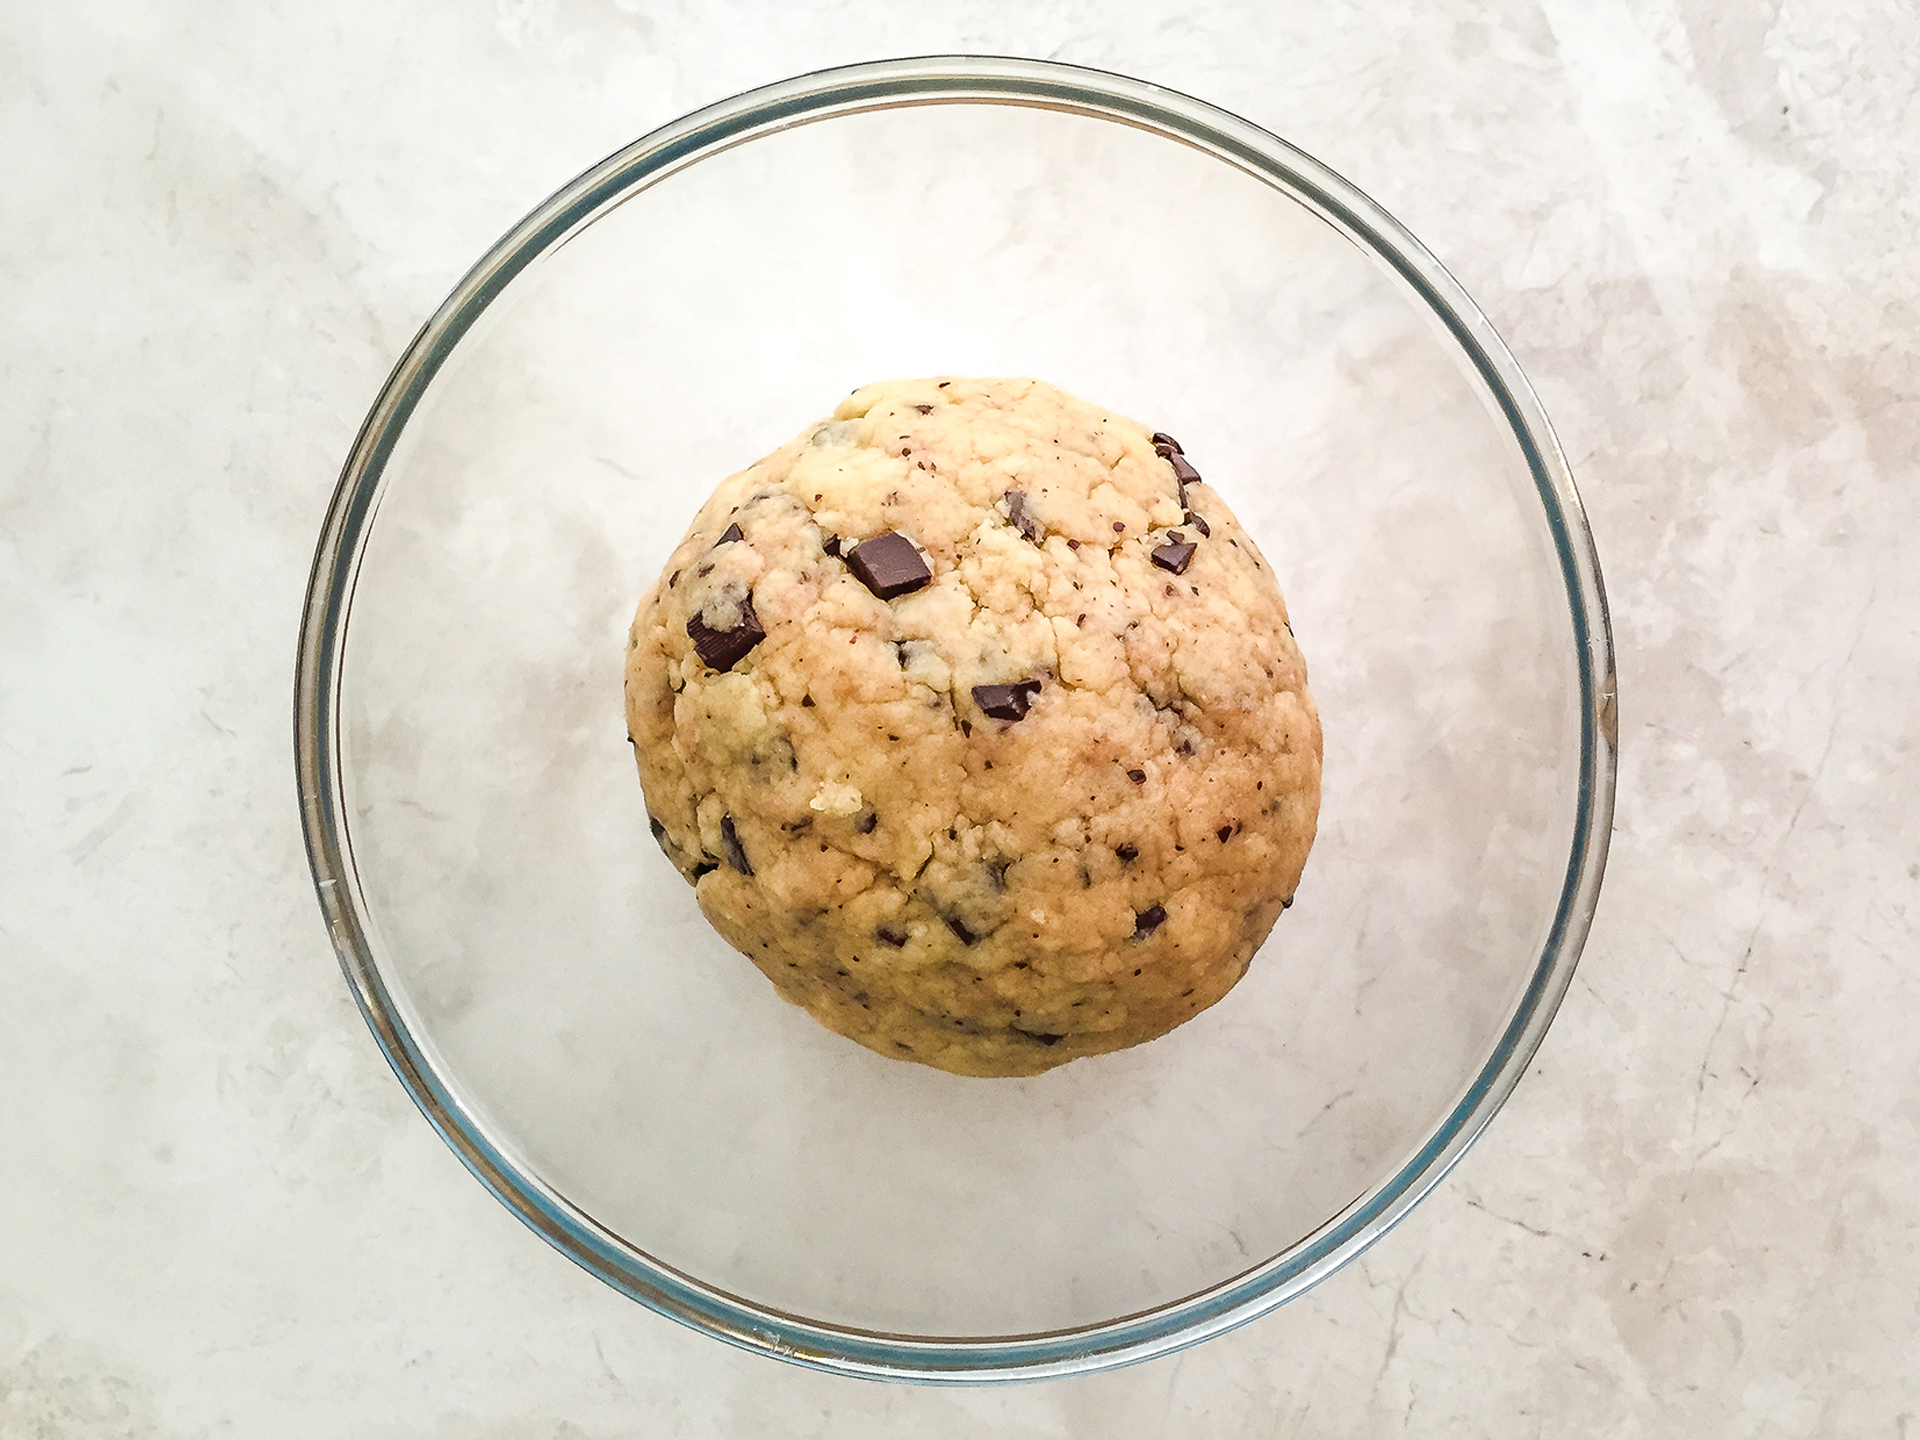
xmin=1066 ymin=538 xmax=1081 ymax=551
xmin=1166 ymin=451 xmax=1202 ymax=488
xmin=1281 ymin=895 xmax=1295 ymax=910
xmin=1112 ymin=521 xmax=1126 ymax=533
xmin=913 ymin=403 xmax=933 ymax=414
xmin=715 ymin=522 xmax=743 ymax=546
xmin=686 ymin=595 xmax=765 ymax=671
xmin=855 ymin=811 xmax=878 ymax=834
xmin=719 ymin=816 xmax=753 ymax=876
xmin=846 ymin=531 xmax=932 ymax=599
xmin=1185 ymin=511 xmax=1210 ymax=537
xmin=1003 ymin=489 xmax=1040 ymax=542
xmin=1152 ymin=540 xmax=1197 ymax=575
xmin=1127 ymin=768 xmax=1147 ymax=784
xmin=876 ymin=925 xmax=908 ymax=947
xmin=972 ymin=679 xmax=1042 ymax=722
xmin=1217 ymin=824 xmax=1234 ymax=843
xmin=1116 ymin=842 xmax=1139 ymax=863
xmin=822 ymin=533 xmax=842 ymax=558
xmin=1151 ymin=431 xmax=1182 ymax=452
xmin=944 ymin=914 xmax=980 ymax=946
xmin=1133 ymin=904 xmax=1167 ymax=939
xmin=1167 ymin=530 xmax=1185 ymax=545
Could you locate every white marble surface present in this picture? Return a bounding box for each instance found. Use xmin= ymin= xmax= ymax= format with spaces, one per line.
xmin=2 ymin=0 xmax=1916 ymax=1434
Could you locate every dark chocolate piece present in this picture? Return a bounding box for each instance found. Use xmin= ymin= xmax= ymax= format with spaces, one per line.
xmin=822 ymin=533 xmax=842 ymax=557
xmin=715 ymin=522 xmax=743 ymax=545
xmin=876 ymin=925 xmax=908 ymax=947
xmin=1282 ymin=895 xmax=1294 ymax=910
xmin=856 ymin=811 xmax=878 ymax=834
xmin=913 ymin=403 xmax=933 ymax=414
xmin=1217 ymin=824 xmax=1234 ymax=843
xmin=944 ymin=914 xmax=980 ymax=946
xmin=1152 ymin=540 xmax=1197 ymax=575
xmin=1133 ymin=904 xmax=1167 ymax=939
xmin=719 ymin=816 xmax=753 ymax=876
xmin=1151 ymin=431 xmax=1182 ymax=452
xmin=1115 ymin=842 xmax=1139 ymax=863
xmin=1127 ymin=768 xmax=1147 ymax=784
xmin=686 ymin=596 xmax=765 ymax=671
xmin=1185 ymin=511 xmax=1210 ymax=537
xmin=1167 ymin=451 xmax=1201 ymax=488
xmin=846 ymin=531 xmax=932 ymax=599
xmin=1003 ymin=489 xmax=1040 ymax=542
xmin=1112 ymin=521 xmax=1126 ymax=533
xmin=972 ymin=679 xmax=1042 ymax=722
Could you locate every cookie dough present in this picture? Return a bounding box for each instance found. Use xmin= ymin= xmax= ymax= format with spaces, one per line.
xmin=625 ymin=378 xmax=1320 ymax=1077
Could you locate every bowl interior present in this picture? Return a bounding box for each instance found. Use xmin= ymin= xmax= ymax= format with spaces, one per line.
xmin=335 ymin=95 xmax=1581 ymax=1339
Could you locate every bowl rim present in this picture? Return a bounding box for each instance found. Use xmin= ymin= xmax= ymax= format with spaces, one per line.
xmin=294 ymin=53 xmax=1618 ymax=1384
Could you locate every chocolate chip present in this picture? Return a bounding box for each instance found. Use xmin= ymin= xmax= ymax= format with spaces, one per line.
xmin=1067 ymin=538 xmax=1081 ymax=550
xmin=1152 ymin=540 xmax=1197 ymax=575
xmin=1166 ymin=451 xmax=1202 ymax=488
xmin=715 ymin=523 xmax=743 ymax=546
xmin=913 ymin=403 xmax=933 ymax=414
xmin=1127 ymin=768 xmax=1146 ymax=784
xmin=1217 ymin=824 xmax=1234 ymax=843
xmin=822 ymin=533 xmax=842 ymax=557
xmin=1167 ymin=530 xmax=1185 ymax=545
xmin=801 ymin=695 xmax=814 ymax=707
xmin=1003 ymin=489 xmax=1040 ymax=542
xmin=856 ymin=810 xmax=878 ymax=834
xmin=1281 ymin=895 xmax=1294 ymax=910
xmin=667 ymin=570 xmax=680 ymax=588
xmin=1151 ymin=431 xmax=1182 ymax=452
xmin=1133 ymin=904 xmax=1167 ymax=939
xmin=959 ymin=719 xmax=972 ymax=738
xmin=686 ymin=596 xmax=765 ymax=670
xmin=846 ymin=531 xmax=932 ymax=599
xmin=1112 ymin=521 xmax=1126 ymax=532
xmin=876 ymin=925 xmax=908 ymax=947
xmin=1185 ymin=511 xmax=1210 ymax=537
xmin=719 ymin=816 xmax=753 ymax=876
xmin=944 ymin=914 xmax=980 ymax=946
xmin=1116 ymin=842 xmax=1139 ymax=863
xmin=972 ymin=679 xmax=1042 ymax=722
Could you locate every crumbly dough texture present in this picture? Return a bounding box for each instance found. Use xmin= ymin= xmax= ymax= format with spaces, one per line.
xmin=625 ymin=378 xmax=1321 ymax=1077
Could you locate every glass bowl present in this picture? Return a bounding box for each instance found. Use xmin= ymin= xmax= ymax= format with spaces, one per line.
xmin=296 ymin=56 xmax=1615 ymax=1382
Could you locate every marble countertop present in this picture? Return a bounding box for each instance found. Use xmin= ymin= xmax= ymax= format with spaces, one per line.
xmin=4 ymin=1 xmax=1916 ymax=1434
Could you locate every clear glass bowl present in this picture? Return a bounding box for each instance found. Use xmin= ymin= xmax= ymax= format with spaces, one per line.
xmin=296 ymin=57 xmax=1615 ymax=1381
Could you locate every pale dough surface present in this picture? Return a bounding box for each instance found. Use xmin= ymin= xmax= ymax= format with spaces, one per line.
xmin=625 ymin=378 xmax=1320 ymax=1076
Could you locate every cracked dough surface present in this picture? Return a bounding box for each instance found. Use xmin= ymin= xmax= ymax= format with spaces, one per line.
xmin=625 ymin=377 xmax=1321 ymax=1077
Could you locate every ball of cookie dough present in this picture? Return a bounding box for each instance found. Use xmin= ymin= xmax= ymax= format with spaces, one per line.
xmin=625 ymin=377 xmax=1320 ymax=1078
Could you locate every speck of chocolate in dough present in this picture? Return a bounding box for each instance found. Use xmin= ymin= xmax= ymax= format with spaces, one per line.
xmin=1282 ymin=895 xmax=1295 ymax=910
xmin=1167 ymin=530 xmax=1185 ymax=545
xmin=1151 ymin=431 xmax=1182 ymax=452
xmin=1116 ymin=842 xmax=1139 ymax=863
xmin=1029 ymin=1032 xmax=1064 ymax=1046
xmin=1152 ymin=540 xmax=1197 ymax=575
xmin=667 ymin=570 xmax=680 ymax=588
xmin=696 ymin=563 xmax=713 ymax=578
xmin=846 ymin=531 xmax=933 ymax=599
xmin=876 ymin=925 xmax=908 ymax=947
xmin=1112 ymin=521 xmax=1126 ymax=533
xmin=822 ymin=533 xmax=842 ymax=557
xmin=1185 ymin=511 xmax=1210 ymax=537
xmin=1067 ymin=538 xmax=1081 ymax=550
xmin=719 ymin=816 xmax=753 ymax=875
xmin=913 ymin=403 xmax=933 ymax=414
xmin=686 ymin=595 xmax=765 ymax=671
xmin=1166 ymin=451 xmax=1202 ymax=488
xmin=856 ymin=811 xmax=878 ymax=834
xmin=960 ymin=719 xmax=972 ymax=737
xmin=715 ymin=522 xmax=743 ymax=546
xmin=801 ymin=695 xmax=815 ymax=707
xmin=972 ymin=679 xmax=1042 ymax=722
xmin=1133 ymin=904 xmax=1167 ymax=939
xmin=1217 ymin=824 xmax=1234 ymax=843
xmin=1003 ymin=489 xmax=1041 ymax=542
xmin=1127 ymin=768 xmax=1147 ymax=784
xmin=944 ymin=914 xmax=981 ymax=946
